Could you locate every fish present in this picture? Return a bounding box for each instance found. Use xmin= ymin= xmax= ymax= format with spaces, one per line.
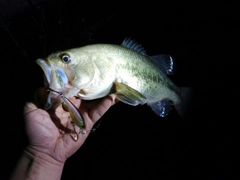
xmin=36 ymin=38 xmax=190 ymax=132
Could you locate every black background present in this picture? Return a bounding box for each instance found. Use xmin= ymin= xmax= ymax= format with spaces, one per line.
xmin=0 ymin=0 xmax=239 ymax=179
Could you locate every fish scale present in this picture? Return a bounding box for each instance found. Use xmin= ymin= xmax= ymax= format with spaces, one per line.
xmin=36 ymin=38 xmax=188 ymax=132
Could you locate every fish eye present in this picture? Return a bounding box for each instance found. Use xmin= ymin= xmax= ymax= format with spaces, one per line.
xmin=61 ymin=54 xmax=71 ymax=63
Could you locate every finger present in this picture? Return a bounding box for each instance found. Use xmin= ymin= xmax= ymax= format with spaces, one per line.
xmin=24 ymin=87 xmax=49 ymax=114
xmin=89 ymin=94 xmax=117 ymax=123
xmin=32 ymin=87 xmax=49 ymax=108
xmin=82 ymin=94 xmax=118 ymax=111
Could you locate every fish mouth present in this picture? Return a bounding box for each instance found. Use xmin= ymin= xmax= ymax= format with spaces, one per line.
xmin=36 ymin=58 xmax=51 ymax=88
xmin=36 ymin=58 xmax=68 ymax=110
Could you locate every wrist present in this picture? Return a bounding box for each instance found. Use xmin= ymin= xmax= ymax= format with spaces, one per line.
xmin=10 ymin=147 xmax=65 ymax=180
xmin=25 ymin=147 xmax=65 ymax=178
xmin=25 ymin=146 xmax=65 ymax=167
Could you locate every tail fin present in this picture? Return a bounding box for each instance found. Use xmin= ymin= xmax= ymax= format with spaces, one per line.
xmin=174 ymin=87 xmax=195 ymax=119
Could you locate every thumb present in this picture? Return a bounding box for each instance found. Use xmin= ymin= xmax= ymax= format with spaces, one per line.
xmin=32 ymin=87 xmax=49 ymax=108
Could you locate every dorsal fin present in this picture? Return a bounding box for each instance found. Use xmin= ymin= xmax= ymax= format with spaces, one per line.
xmin=122 ymin=38 xmax=175 ymax=75
xmin=150 ymin=54 xmax=175 ymax=75
xmin=121 ymin=37 xmax=147 ymax=55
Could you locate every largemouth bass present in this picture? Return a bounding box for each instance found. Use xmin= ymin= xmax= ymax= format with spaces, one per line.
xmin=36 ymin=38 xmax=188 ymax=133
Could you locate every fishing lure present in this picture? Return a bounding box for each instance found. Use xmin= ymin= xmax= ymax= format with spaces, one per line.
xmin=48 ymin=88 xmax=86 ymax=141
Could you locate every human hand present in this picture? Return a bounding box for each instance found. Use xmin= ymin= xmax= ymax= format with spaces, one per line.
xmin=24 ymin=87 xmax=117 ymax=163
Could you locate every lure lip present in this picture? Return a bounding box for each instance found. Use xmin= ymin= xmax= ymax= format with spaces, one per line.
xmin=44 ymin=90 xmax=62 ymax=110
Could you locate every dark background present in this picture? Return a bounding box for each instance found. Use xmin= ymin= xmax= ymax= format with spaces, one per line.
xmin=0 ymin=0 xmax=239 ymax=179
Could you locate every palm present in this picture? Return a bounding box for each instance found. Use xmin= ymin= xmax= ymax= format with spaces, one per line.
xmin=24 ymin=88 xmax=116 ymax=162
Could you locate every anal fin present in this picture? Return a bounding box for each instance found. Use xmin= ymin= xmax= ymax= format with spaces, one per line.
xmin=149 ymin=99 xmax=173 ymax=117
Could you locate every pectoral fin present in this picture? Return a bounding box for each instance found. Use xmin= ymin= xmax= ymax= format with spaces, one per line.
xmin=114 ymin=82 xmax=146 ymax=106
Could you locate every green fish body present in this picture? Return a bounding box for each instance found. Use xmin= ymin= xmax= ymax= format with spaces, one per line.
xmin=36 ymin=38 xmax=184 ymax=129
